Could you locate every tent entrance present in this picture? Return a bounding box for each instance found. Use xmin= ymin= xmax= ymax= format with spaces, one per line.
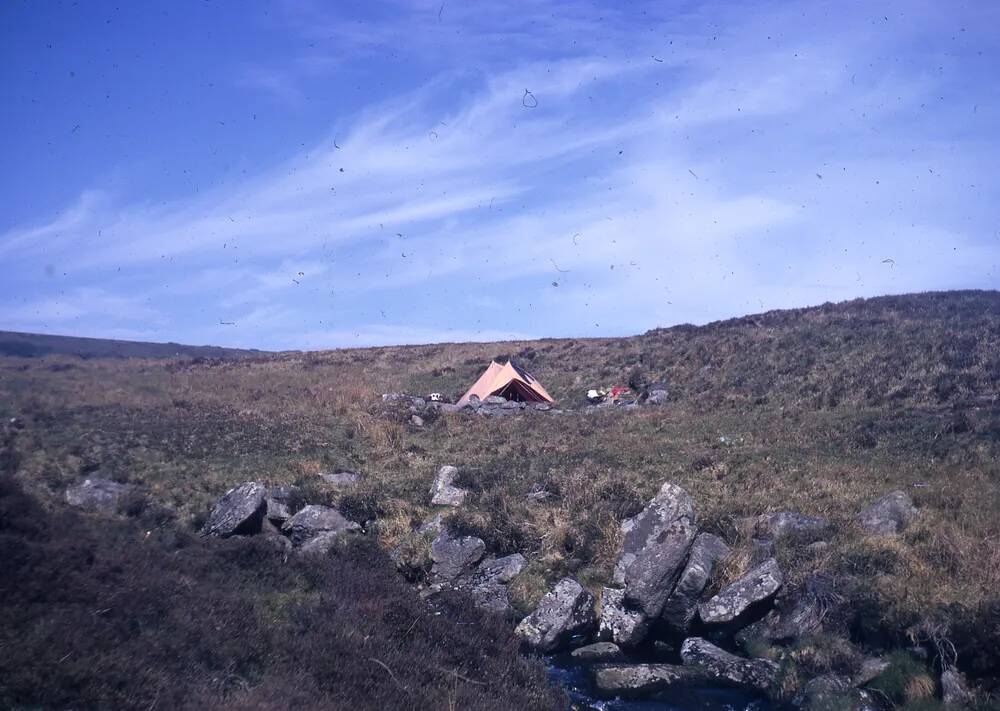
xmin=495 ymin=380 xmax=547 ymax=403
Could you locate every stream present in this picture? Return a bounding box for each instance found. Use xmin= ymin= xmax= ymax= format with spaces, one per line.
xmin=547 ymin=655 xmax=775 ymax=711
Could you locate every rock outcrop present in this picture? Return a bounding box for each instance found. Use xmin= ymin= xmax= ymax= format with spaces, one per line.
xmin=515 ymin=578 xmax=595 ymax=652
xmin=698 ymin=558 xmax=783 ymax=624
xmin=65 ymin=477 xmax=132 ymax=514
xmin=281 ymin=504 xmax=360 ymax=546
xmin=613 ymin=482 xmax=697 ymax=618
xmin=429 ymin=465 xmax=469 ymax=507
xmin=592 ymin=663 xmax=708 ymax=697
xmin=429 ymin=529 xmax=486 ymax=583
xmin=201 ymin=482 xmax=267 ymax=537
xmin=680 ymin=637 xmax=779 ymax=690
xmin=660 ymin=532 xmax=731 ymax=634
xmin=597 ymin=587 xmax=648 ymax=646
xmin=857 ymin=491 xmax=918 ymax=536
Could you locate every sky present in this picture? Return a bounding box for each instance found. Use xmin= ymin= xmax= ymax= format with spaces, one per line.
xmin=1 ymin=0 xmax=997 ymax=350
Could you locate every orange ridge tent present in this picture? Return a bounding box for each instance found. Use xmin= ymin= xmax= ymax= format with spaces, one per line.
xmin=457 ymin=359 xmax=554 ymax=406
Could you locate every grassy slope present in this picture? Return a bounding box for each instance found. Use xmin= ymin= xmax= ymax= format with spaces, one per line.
xmin=2 ymin=290 xmax=999 ymax=691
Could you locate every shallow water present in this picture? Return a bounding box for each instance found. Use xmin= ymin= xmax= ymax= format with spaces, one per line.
xmin=547 ymin=657 xmax=775 ymax=711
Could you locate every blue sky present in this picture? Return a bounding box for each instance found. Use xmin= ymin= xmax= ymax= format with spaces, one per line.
xmin=1 ymin=0 xmax=997 ymax=349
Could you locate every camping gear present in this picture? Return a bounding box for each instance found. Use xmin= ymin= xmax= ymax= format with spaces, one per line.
xmin=457 ymin=360 xmax=554 ymax=406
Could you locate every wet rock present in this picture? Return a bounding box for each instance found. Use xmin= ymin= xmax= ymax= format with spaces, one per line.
xmin=597 ymin=587 xmax=648 ymax=647
xmin=613 ymin=482 xmax=698 ymax=618
xmin=660 ymin=533 xmax=731 ymax=635
xmin=430 ymin=529 xmax=485 ymax=584
xmin=592 ymin=663 xmax=707 ymax=698
xmin=572 ymin=642 xmax=624 ymax=663
xmin=756 ymin=511 xmax=830 ymax=543
xmin=429 ymin=465 xmax=468 ymax=507
xmin=857 ymin=491 xmax=918 ymax=536
xmin=680 ymin=637 xmax=779 ymax=690
xmin=281 ymin=504 xmax=360 ymax=546
xmin=319 ymin=471 xmax=359 ymax=489
xmin=793 ymin=674 xmax=879 ymax=711
xmin=65 ymin=477 xmax=132 ymax=514
xmin=698 ymin=558 xmax=783 ymax=625
xmin=515 ymin=578 xmax=595 ymax=652
xmin=201 ymin=482 xmax=267 ymax=537
xmin=941 ymin=668 xmax=972 ymax=706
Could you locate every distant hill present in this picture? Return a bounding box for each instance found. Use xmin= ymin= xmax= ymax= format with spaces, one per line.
xmin=0 ymin=330 xmax=268 ymax=360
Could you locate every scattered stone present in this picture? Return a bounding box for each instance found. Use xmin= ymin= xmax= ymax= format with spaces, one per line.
xmin=429 ymin=529 xmax=485 ymax=583
xmin=571 ymin=642 xmax=624 ymax=663
xmin=429 ymin=465 xmax=469 ymax=507
xmin=680 ymin=637 xmax=779 ymax=690
xmin=698 ymin=558 xmax=783 ymax=625
xmin=756 ymin=511 xmax=830 ymax=543
xmin=793 ymin=674 xmax=879 ymax=711
xmin=857 ymin=491 xmax=918 ymax=536
xmin=484 ymin=395 xmax=507 ymax=405
xmin=646 ymin=389 xmax=669 ymax=404
xmin=592 ymin=663 xmax=708 ymax=697
xmin=460 ymin=554 xmax=527 ymax=615
xmin=941 ymin=668 xmax=972 ymax=706
xmin=319 ymin=471 xmax=360 ymax=488
xmin=514 ymin=578 xmax=596 ymax=652
xmin=65 ymin=477 xmax=132 ymax=514
xmin=201 ymin=482 xmax=267 ymax=537
xmin=282 ymin=504 xmax=360 ymax=546
xmin=381 ymin=392 xmax=406 ymax=402
xmin=660 ymin=533 xmax=731 ymax=635
xmin=613 ymin=482 xmax=698 ymax=618
xmin=853 ymin=657 xmax=890 ymax=686
xmin=410 ymin=414 xmax=424 ymax=426
xmin=533 ymin=402 xmax=551 ymax=411
xmin=597 ymin=587 xmax=648 ymax=647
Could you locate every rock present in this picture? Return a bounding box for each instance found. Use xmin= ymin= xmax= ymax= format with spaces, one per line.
xmin=429 ymin=465 xmax=469 ymax=507
xmin=484 ymin=395 xmax=507 ymax=405
xmin=941 ymin=668 xmax=972 ymax=706
xmin=571 ymin=642 xmax=624 ymax=662
xmin=660 ymin=533 xmax=731 ymax=634
xmin=533 ymin=403 xmax=551 ymax=411
xmin=201 ymin=482 xmax=267 ymax=537
xmin=680 ymin=637 xmax=779 ymax=690
xmin=794 ymin=674 xmax=879 ymax=711
xmin=264 ymin=487 xmax=293 ymax=522
xmin=417 ymin=512 xmax=444 ymax=536
xmin=613 ymin=482 xmax=698 ymax=618
xmin=736 ymin=593 xmax=822 ymax=649
xmin=592 ymin=664 xmax=708 ymax=697
xmin=526 ymin=488 xmax=551 ymax=502
xmin=281 ymin=504 xmax=360 ymax=546
xmin=857 ymin=491 xmax=918 ymax=536
xmin=805 ymin=541 xmax=830 ymax=554
xmin=429 ymin=529 xmax=485 ymax=583
xmin=756 ymin=511 xmax=830 ymax=543
xmin=597 ymin=587 xmax=648 ymax=646
xmin=440 ymin=403 xmax=463 ymax=413
xmin=382 ymin=392 xmax=405 ymax=402
xmin=410 ymin=397 xmax=426 ymax=409
xmin=514 ymin=578 xmax=596 ymax=652
xmin=460 ymin=554 xmax=526 ymax=615
xmin=65 ymin=477 xmax=132 ymax=514
xmin=410 ymin=414 xmax=424 ymax=426
xmin=646 ymin=389 xmax=669 ymax=404
xmin=299 ymin=529 xmax=352 ymax=555
xmin=698 ymin=558 xmax=783 ymax=625
xmin=319 ymin=471 xmax=359 ymax=488
xmin=853 ymin=657 xmax=890 ymax=686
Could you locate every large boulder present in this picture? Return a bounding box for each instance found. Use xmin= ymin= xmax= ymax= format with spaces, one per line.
xmin=281 ymin=504 xmax=360 ymax=546
xmin=613 ymin=482 xmax=698 ymax=618
xmin=597 ymin=587 xmax=648 ymax=646
xmin=515 ymin=578 xmax=595 ymax=652
xmin=680 ymin=637 xmax=779 ymax=690
xmin=698 ymin=557 xmax=783 ymax=625
xmin=201 ymin=482 xmax=267 ymax=537
xmin=857 ymin=491 xmax=918 ymax=536
xmin=756 ymin=511 xmax=830 ymax=543
xmin=429 ymin=529 xmax=486 ymax=584
xmin=660 ymin=533 xmax=731 ymax=634
xmin=65 ymin=477 xmax=132 ymax=514
xmin=592 ymin=663 xmax=708 ymax=698
xmin=429 ymin=465 xmax=469 ymax=507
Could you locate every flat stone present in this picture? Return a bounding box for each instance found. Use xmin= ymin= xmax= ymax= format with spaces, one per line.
xmin=756 ymin=511 xmax=831 ymax=543
xmin=592 ymin=663 xmax=708 ymax=698
xmin=515 ymin=578 xmax=595 ymax=652
xmin=857 ymin=491 xmax=918 ymax=536
xmin=680 ymin=637 xmax=779 ymax=690
xmin=201 ymin=482 xmax=267 ymax=537
xmin=429 ymin=529 xmax=485 ymax=583
xmin=571 ymin=642 xmax=624 ymax=662
xmin=65 ymin=477 xmax=132 ymax=514
xmin=698 ymin=558 xmax=783 ymax=625
xmin=319 ymin=471 xmax=360 ymax=488
xmin=281 ymin=504 xmax=360 ymax=546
